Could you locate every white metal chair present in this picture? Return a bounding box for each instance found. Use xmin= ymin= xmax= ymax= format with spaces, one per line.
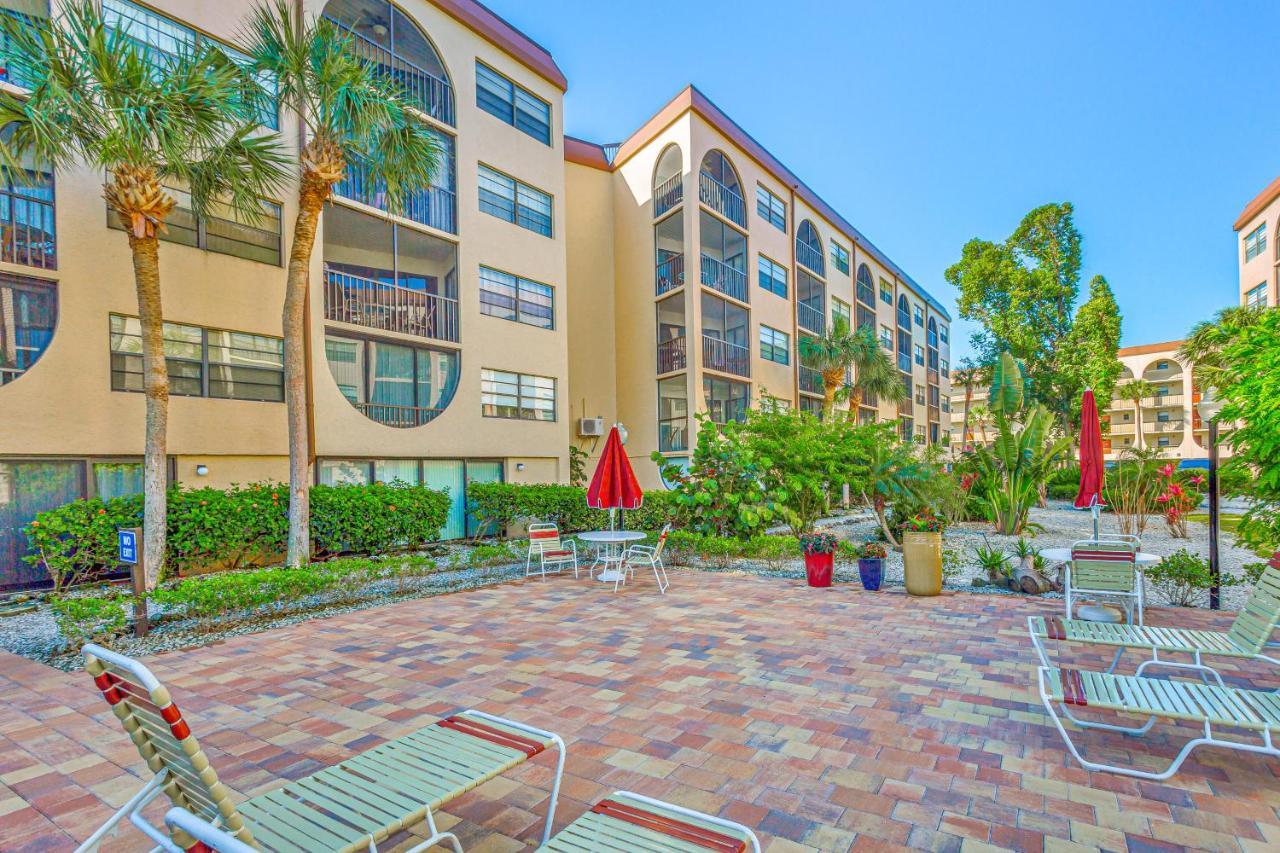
xmin=619 ymin=524 xmax=671 ymax=594
xmin=1065 ymin=538 xmax=1142 ymax=624
xmin=526 ymin=522 xmax=579 ymax=580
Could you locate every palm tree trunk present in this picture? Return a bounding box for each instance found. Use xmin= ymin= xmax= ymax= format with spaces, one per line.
xmin=1133 ymin=399 xmax=1143 ymax=450
xmin=128 ymin=234 xmax=168 ymax=591
xmin=283 ymin=175 xmax=328 ymax=567
xmin=960 ymin=386 xmax=974 ymax=451
xmin=866 ymin=493 xmax=901 ymax=548
xmin=821 ymin=368 xmax=843 ymax=419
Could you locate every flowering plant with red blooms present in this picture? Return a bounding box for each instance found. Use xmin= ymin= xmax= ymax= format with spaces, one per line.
xmin=1155 ymin=464 xmax=1205 ymax=539
xmin=900 ymin=511 xmax=945 ymax=533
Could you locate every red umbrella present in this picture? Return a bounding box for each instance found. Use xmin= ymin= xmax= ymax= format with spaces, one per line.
xmin=587 ymin=426 xmax=643 ymax=516
xmin=1075 ymin=389 xmax=1106 ymax=537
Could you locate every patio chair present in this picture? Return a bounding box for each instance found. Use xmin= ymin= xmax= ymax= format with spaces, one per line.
xmin=619 ymin=524 xmax=671 ymax=594
xmin=76 ymin=644 xmax=564 ymax=853
xmin=1038 ymin=665 xmax=1280 ymax=780
xmin=526 ymin=522 xmax=579 ymax=580
xmin=165 ymin=789 xmax=761 ymax=853
xmin=1029 ymin=558 xmax=1280 ymax=687
xmin=1064 ymin=538 xmax=1142 ymax=625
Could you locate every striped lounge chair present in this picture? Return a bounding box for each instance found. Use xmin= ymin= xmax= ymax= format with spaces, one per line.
xmin=76 ymin=644 xmax=564 ymax=853
xmin=165 ymin=790 xmax=762 ymax=852
xmin=1029 ymin=558 xmax=1280 ymax=686
xmin=1038 ymin=666 xmax=1280 ymax=780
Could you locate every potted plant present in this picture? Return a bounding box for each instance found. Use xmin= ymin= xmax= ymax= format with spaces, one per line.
xmin=799 ymin=531 xmax=838 ymax=587
xmin=900 ymin=512 xmax=944 ymax=596
xmin=857 ymin=541 xmax=887 ymax=591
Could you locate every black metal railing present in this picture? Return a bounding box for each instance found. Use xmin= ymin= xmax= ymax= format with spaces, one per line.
xmin=700 ymin=254 xmax=747 ymax=302
xmin=657 ymin=335 xmax=686 ymax=374
xmin=324 ymin=267 xmax=459 ymax=343
xmin=796 ymin=242 xmax=824 ymax=276
xmin=654 ymin=173 xmax=683 ymax=218
xmin=799 ymin=366 xmax=823 ymax=395
xmin=335 ymin=156 xmax=456 ymax=234
xmin=702 ymin=335 xmax=749 ymax=377
xmin=354 ymin=401 xmax=446 ymax=428
xmin=698 ymin=172 xmax=746 ymax=227
xmin=798 ymin=302 xmax=825 ymax=334
xmin=327 ymin=18 xmax=454 ymax=125
xmin=0 ymin=187 xmax=56 ymax=269
xmin=656 ymin=253 xmax=684 ymax=295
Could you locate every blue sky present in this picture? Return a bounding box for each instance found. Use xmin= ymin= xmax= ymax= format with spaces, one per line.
xmin=487 ymin=0 xmax=1280 ymax=362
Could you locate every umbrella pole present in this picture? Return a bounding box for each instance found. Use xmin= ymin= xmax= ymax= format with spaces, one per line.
xmin=1092 ymin=502 xmax=1100 ymax=540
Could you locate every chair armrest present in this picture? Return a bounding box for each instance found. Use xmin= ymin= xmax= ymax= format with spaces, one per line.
xmin=164 ymin=808 xmax=255 ymax=853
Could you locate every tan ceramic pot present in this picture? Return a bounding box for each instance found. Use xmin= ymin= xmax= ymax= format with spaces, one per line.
xmin=903 ymin=531 xmax=943 ymax=596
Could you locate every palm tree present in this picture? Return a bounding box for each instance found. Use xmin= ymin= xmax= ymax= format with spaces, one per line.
xmin=0 ymin=5 xmax=287 ymax=589
xmin=241 ymin=1 xmax=444 ymax=567
xmin=1116 ymin=379 xmax=1156 ymax=450
xmin=860 ymin=428 xmax=928 ymax=547
xmin=1178 ymin=305 xmax=1265 ymax=391
xmin=800 ymin=317 xmax=902 ymax=419
xmin=951 ymin=361 xmax=988 ymax=451
xmin=969 ymin=403 xmax=991 ymax=446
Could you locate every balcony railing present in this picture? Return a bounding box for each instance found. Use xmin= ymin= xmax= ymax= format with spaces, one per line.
xmin=700 ymin=254 xmax=747 ymax=302
xmin=657 ymin=335 xmax=686 ymax=374
xmin=654 ymin=173 xmax=683 ymax=218
xmin=324 ymin=267 xmax=460 ymax=343
xmin=1147 ymin=421 xmax=1185 ymax=434
xmin=862 ymin=388 xmax=878 ymax=408
xmin=798 ymin=302 xmax=825 ymax=335
xmin=1109 ymin=422 xmax=1135 ymax=436
xmin=796 ymin=242 xmax=824 ymax=276
xmin=335 ymin=156 xmax=457 ymax=234
xmin=1148 ymin=394 xmax=1183 ymax=408
xmin=327 ymin=18 xmax=454 ymax=125
xmin=698 ymin=172 xmax=746 ymax=227
xmin=799 ymin=366 xmax=822 ymax=395
xmin=355 ymin=401 xmax=446 ymax=428
xmin=656 ymin=253 xmax=685 ymax=295
xmin=1 ymin=187 xmax=56 ymax=269
xmin=702 ymin=335 xmax=749 ymax=377
xmin=0 ymin=367 xmax=23 ymax=385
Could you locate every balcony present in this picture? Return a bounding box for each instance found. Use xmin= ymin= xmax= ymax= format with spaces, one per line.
xmin=1109 ymin=422 xmax=1135 ymax=436
xmin=654 ymin=173 xmax=683 ymax=219
xmin=354 ymin=402 xmax=445 ymax=428
xmin=799 ymin=366 xmax=823 ymax=396
xmin=798 ymin=302 xmax=825 ymax=335
xmin=335 ymin=157 xmax=456 ymax=234
xmin=796 ymin=242 xmax=824 ymax=276
xmin=327 ymin=18 xmax=454 ymax=125
xmin=1 ymin=185 xmax=56 ymax=270
xmin=656 ymin=253 xmax=685 ymax=296
xmin=1148 ymin=394 xmax=1183 ymax=408
xmin=657 ymin=335 xmax=686 ymax=374
xmin=699 ymin=172 xmax=746 ymax=228
xmin=324 ymin=267 xmax=459 ymax=343
xmin=700 ymin=254 xmax=747 ymax=302
xmin=1146 ymin=420 xmax=1185 ymax=434
xmin=702 ymin=335 xmax=750 ymax=377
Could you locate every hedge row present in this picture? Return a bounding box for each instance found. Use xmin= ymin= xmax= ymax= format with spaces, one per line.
xmin=26 ymin=482 xmax=451 ymax=589
xmin=467 ymin=483 xmax=680 ymax=536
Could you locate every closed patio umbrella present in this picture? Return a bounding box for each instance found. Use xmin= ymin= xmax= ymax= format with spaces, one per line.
xmin=587 ymin=425 xmax=643 ymax=528
xmin=1074 ymin=389 xmax=1106 ymax=539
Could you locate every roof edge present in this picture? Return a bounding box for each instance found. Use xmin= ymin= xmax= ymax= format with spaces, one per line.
xmin=1118 ymin=340 xmax=1185 ymax=358
xmin=431 ymin=0 xmax=567 ymax=91
xmin=564 ymin=136 xmax=611 ymax=170
xmin=1234 ymin=174 xmax=1280 ymax=232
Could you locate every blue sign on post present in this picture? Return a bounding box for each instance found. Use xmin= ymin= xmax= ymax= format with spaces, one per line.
xmin=118 ymin=528 xmax=139 ymax=564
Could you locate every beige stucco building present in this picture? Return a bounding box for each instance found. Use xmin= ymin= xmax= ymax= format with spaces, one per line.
xmin=564 ymin=87 xmax=953 ymax=488
xmin=0 ymin=0 xmax=951 ymax=587
xmin=1235 ymin=175 xmax=1280 ymax=309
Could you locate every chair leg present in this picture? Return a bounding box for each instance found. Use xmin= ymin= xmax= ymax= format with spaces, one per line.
xmin=74 ymin=772 xmax=167 ymax=853
xmin=654 ymin=557 xmax=669 ymax=594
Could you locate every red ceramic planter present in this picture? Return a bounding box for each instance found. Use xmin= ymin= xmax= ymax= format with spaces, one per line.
xmin=804 ymin=551 xmax=834 ymax=587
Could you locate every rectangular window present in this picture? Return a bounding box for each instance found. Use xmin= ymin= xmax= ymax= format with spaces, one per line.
xmin=760 ymin=325 xmax=790 ymax=365
xmin=940 ymin=358 xmax=949 ymax=378
xmin=704 ymin=376 xmax=749 ymax=424
xmin=478 ymin=266 xmax=554 ymax=329
xmin=913 ymin=304 xmax=924 ymax=326
xmin=110 ymin=314 xmax=283 ymax=402
xmin=478 ymin=165 xmax=552 ymax=237
xmin=756 ymin=185 xmax=786 ymax=231
xmin=475 ymin=61 xmax=551 ymax=145
xmin=108 ymin=184 xmax=281 ymax=265
xmin=879 ymin=325 xmax=893 ymax=351
xmin=481 ymin=368 xmax=556 ymax=420
xmin=1158 ymin=436 xmax=1171 ymax=447
xmin=1245 ymin=282 xmax=1268 ymax=308
xmin=914 ymin=344 xmax=925 ymax=366
xmin=658 ymin=376 xmax=688 ymax=452
xmin=830 ymin=241 xmax=850 ymax=275
xmin=940 ymin=324 xmax=949 ymax=344
xmin=915 ymin=385 xmax=925 ymax=405
xmin=831 ymin=298 xmax=851 ymax=328
xmin=1244 ymin=223 xmax=1267 ymax=262
xmin=880 ymin=281 xmax=893 ymax=305
xmin=757 ymin=255 xmax=788 ymax=298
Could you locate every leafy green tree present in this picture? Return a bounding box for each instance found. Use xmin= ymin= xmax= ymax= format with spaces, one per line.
xmin=1178 ymin=305 xmax=1267 ymax=391
xmin=1057 ymin=275 xmax=1123 ymax=420
xmin=1115 ymin=379 xmax=1156 ymax=450
xmin=241 ymin=1 xmax=444 ymax=567
xmin=945 ymin=203 xmax=1122 ymax=431
xmin=0 ymin=4 xmax=287 ymax=589
xmin=858 ymin=425 xmax=930 ymax=546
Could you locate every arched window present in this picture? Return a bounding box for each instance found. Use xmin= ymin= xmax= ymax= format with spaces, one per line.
xmin=698 ymin=150 xmax=745 ymax=227
xmin=856 ymin=263 xmax=874 ymax=306
xmin=653 ymin=144 xmax=683 ymax=219
xmin=0 ymin=272 xmax=57 ymax=385
xmin=927 ymin=317 xmax=938 ymax=348
xmin=796 ymin=220 xmax=824 ymax=277
xmin=322 ymin=0 xmax=454 ymax=125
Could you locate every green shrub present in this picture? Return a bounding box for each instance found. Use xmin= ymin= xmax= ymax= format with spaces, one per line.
xmin=468 ymin=542 xmax=520 ymax=567
xmin=310 ymin=482 xmax=450 ymax=557
xmin=1145 ymin=548 xmax=1240 ymax=607
xmin=50 ymin=594 xmax=129 ymax=649
xmin=467 ymin=482 xmax=679 ymax=537
xmin=24 ymin=495 xmax=142 ymax=590
xmin=167 ymin=483 xmax=288 ymax=572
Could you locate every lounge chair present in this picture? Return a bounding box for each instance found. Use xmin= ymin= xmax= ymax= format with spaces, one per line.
xmin=1064 ymin=538 xmax=1142 ymax=624
xmin=1029 ymin=559 xmax=1280 ymax=686
xmin=526 ymin=522 xmax=580 ymax=580
xmin=76 ymin=644 xmax=564 ymax=853
xmin=165 ymin=790 xmax=762 ymax=852
xmin=619 ymin=523 xmax=672 ymax=594
xmin=1038 ymin=665 xmax=1280 ymax=780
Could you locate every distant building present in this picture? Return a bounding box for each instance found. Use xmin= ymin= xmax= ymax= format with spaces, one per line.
xmin=1235 ymin=176 xmax=1280 ymax=308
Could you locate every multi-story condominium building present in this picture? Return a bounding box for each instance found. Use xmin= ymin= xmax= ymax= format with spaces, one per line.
xmin=947 ymin=383 xmax=990 ymax=452
xmin=1236 ymin=175 xmax=1280 ymax=309
xmin=563 ymin=87 xmax=953 ymax=488
xmin=0 ymin=0 xmax=572 ymax=588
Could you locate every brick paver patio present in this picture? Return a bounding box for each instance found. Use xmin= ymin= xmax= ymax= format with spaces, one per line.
xmin=1 ymin=569 xmax=1277 ymax=852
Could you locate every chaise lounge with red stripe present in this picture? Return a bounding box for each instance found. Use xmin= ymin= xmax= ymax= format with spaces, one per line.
xmin=75 ymin=643 xmax=565 ymax=853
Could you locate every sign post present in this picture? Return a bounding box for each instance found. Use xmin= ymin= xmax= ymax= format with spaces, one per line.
xmin=117 ymin=528 xmax=148 ymax=638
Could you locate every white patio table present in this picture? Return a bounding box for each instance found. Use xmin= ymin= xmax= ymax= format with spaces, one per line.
xmin=577 ymin=530 xmax=646 ymax=584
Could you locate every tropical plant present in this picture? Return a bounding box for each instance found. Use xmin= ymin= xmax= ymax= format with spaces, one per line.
xmin=240 ymin=1 xmax=445 ymax=567
xmin=858 ymin=425 xmax=930 ymax=547
xmin=1155 ymin=463 xmax=1205 ymax=538
xmin=799 ymin=531 xmax=838 ymax=555
xmin=0 ymin=4 xmax=288 ymax=588
xmin=900 ymin=511 xmax=945 ymax=533
xmin=859 ymin=541 xmax=888 ymax=559
xmin=972 ymin=543 xmax=1012 ymax=581
xmin=1103 ymin=446 xmax=1164 ymax=535
xmin=799 ymin=317 xmax=892 ymax=418
xmin=951 ymin=361 xmax=988 ymax=451
xmin=1145 ymin=549 xmax=1240 ymax=608
xmin=970 ymin=353 xmax=1071 ymax=535
xmin=1178 ymin=305 xmax=1267 ymax=391
xmin=1115 ymin=378 xmax=1157 ymax=450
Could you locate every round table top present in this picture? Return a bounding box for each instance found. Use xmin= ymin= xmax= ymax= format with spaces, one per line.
xmin=577 ymin=529 xmax=647 ymax=543
xmin=1038 ymin=547 xmax=1160 ymax=567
